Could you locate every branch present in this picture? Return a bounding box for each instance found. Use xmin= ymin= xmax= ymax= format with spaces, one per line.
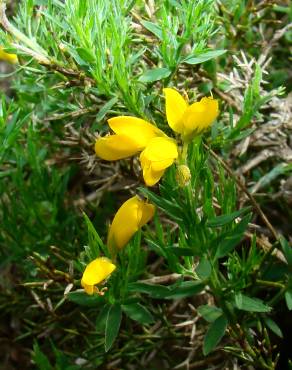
xmin=0 ymin=1 xmax=50 ymax=64
xmin=204 ymin=143 xmax=279 ymax=241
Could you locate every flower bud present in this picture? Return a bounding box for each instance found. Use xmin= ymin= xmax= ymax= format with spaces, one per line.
xmin=107 ymin=195 xmax=155 ymax=252
xmin=176 ymin=164 xmax=191 ymax=187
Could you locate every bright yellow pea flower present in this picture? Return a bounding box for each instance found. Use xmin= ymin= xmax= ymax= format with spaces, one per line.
xmin=0 ymin=47 xmax=18 ymax=64
xmin=95 ymin=116 xmax=165 ymax=160
xmin=164 ymin=88 xmax=219 ymax=137
xmin=107 ymin=195 xmax=155 ymax=251
xmin=81 ymin=257 xmax=116 ymax=295
xmin=95 ymin=116 xmax=177 ymax=185
xmin=140 ymin=137 xmax=178 ymax=186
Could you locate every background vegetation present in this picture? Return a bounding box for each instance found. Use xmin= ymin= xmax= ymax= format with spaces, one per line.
xmin=0 ymin=0 xmax=291 ymax=369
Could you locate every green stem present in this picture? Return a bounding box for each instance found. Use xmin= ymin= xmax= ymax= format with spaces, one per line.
xmin=256 ymin=279 xmax=285 ymax=289
xmin=268 ymin=286 xmax=287 ymax=306
xmin=181 ymin=142 xmax=189 ymax=164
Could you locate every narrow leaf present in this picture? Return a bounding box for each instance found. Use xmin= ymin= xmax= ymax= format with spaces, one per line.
xmin=139 ymin=68 xmax=171 ymax=83
xmin=66 ymin=291 xmax=104 ymax=307
xmin=127 ymin=282 xmax=170 ymax=298
xmin=96 ymin=97 xmax=118 ymax=122
xmin=166 ymin=281 xmax=205 ymax=299
xmin=235 ymin=293 xmax=272 ymax=313
xmin=166 ymin=246 xmax=194 ymax=256
xmin=76 ymin=47 xmax=95 ymax=63
xmin=184 ymin=50 xmax=226 ymax=65
xmin=196 ymin=257 xmax=212 ymax=280
xmin=83 ymin=212 xmax=106 ymax=258
xmin=207 ymin=207 xmax=251 ymax=227
xmin=203 ymin=315 xmax=228 ymax=355
xmin=140 ymin=20 xmax=163 ymax=40
xmin=263 ymin=317 xmax=283 ymax=338
xmin=285 ymin=290 xmax=292 ymax=310
xmin=198 ymin=305 xmax=223 ymax=323
xmin=33 ymin=342 xmax=52 ymax=370
xmin=96 ymin=304 xmax=110 ymax=331
xmin=215 ymin=214 xmax=251 ymax=258
xmin=122 ymin=303 xmax=154 ymax=324
xmin=280 ymin=236 xmax=292 ymax=265
xmin=105 ymin=304 xmax=122 ymax=352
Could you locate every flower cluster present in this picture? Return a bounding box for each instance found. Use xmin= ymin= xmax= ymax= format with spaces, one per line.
xmin=95 ymin=88 xmax=219 ymax=185
xmin=81 ymin=88 xmax=219 ymax=295
xmin=81 ymin=196 xmax=155 ymax=295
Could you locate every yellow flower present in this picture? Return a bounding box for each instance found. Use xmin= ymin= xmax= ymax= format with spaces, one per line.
xmin=0 ymin=47 xmax=18 ymax=64
xmin=107 ymin=195 xmax=155 ymax=251
xmin=95 ymin=116 xmax=165 ymax=160
xmin=81 ymin=257 xmax=116 ymax=295
xmin=140 ymin=137 xmax=178 ymax=186
xmin=163 ymin=88 xmax=219 ymax=137
xmin=94 ymin=89 xmax=218 ymax=185
xmin=95 ymin=116 xmax=178 ymax=185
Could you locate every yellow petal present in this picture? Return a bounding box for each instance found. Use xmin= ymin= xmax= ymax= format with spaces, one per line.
xmin=108 ymin=116 xmax=165 ymax=147
xmin=0 ymin=47 xmax=18 ymax=64
xmin=141 ymin=164 xmax=165 ymax=187
xmin=183 ymin=97 xmax=219 ymax=135
xmin=81 ymin=257 xmax=116 ymax=286
xmin=137 ymin=197 xmax=156 ymax=227
xmin=150 ymin=158 xmax=175 ymax=171
xmin=95 ymin=134 xmax=141 ymax=160
xmin=81 ymin=282 xmax=95 ymax=295
xmin=108 ymin=195 xmax=155 ymax=250
xmin=140 ymin=137 xmax=178 ymax=163
xmin=140 ymin=137 xmax=178 ymax=186
xmin=163 ymin=88 xmax=188 ymax=134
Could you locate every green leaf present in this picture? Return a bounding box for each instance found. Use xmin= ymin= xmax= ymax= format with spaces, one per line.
xmin=33 ymin=342 xmax=52 ymax=370
xmin=127 ymin=282 xmax=170 ymax=298
xmin=140 ymin=20 xmax=163 ymax=40
xmin=166 ymin=246 xmax=194 ymax=256
xmin=280 ymin=236 xmax=292 ymax=265
xmin=66 ymin=291 xmax=104 ymax=307
xmin=95 ymin=97 xmax=118 ymax=122
xmin=166 ymin=281 xmax=205 ymax=299
xmin=83 ymin=212 xmax=106 ymax=259
xmin=285 ymin=290 xmax=292 ymax=310
xmin=147 ymin=239 xmax=168 ymax=258
xmin=252 ymin=64 xmax=262 ymax=98
xmin=139 ymin=187 xmax=184 ymax=224
xmin=263 ymin=317 xmax=283 ymax=338
xmin=207 ymin=207 xmax=251 ymax=227
xmin=215 ymin=214 xmax=251 ymax=258
xmin=250 ymin=163 xmax=292 ymax=193
xmin=139 ymin=67 xmax=172 ymax=83
xmin=203 ymin=315 xmax=228 ymax=355
xmin=76 ymin=47 xmax=95 ymax=63
xmin=52 ymin=342 xmax=81 ymax=370
xmin=196 ymin=257 xmax=212 ymax=280
xmin=122 ymin=303 xmax=154 ymax=324
xmin=235 ymin=293 xmax=272 ymax=313
xmin=198 ymin=305 xmax=223 ymax=323
xmin=96 ymin=304 xmax=110 ymax=331
xmin=184 ymin=50 xmax=226 ymax=65
xmin=128 ymin=281 xmax=204 ymax=300
xmin=105 ymin=304 xmax=122 ymax=352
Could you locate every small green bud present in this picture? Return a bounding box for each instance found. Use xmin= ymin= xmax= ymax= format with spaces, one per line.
xmin=176 ymin=164 xmax=191 ymax=187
